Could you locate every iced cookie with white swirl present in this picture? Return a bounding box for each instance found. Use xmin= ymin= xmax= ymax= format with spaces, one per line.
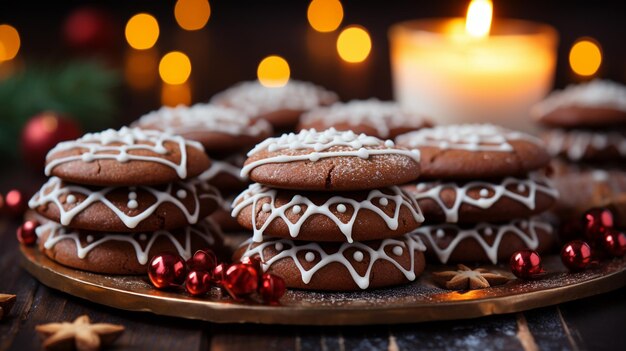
xmin=29 ymin=176 xmax=221 ymax=233
xmin=298 ymin=99 xmax=431 ymax=139
xmin=233 ymin=233 xmax=426 ymax=291
xmin=542 ymin=129 xmax=626 ymax=162
xmin=242 ymin=128 xmax=421 ymax=191
xmin=36 ymin=219 xmax=224 ymax=275
xmin=211 ymin=80 xmax=338 ymax=130
xmin=45 ymin=127 xmax=211 ymax=186
xmin=395 ymin=124 xmax=550 ymax=180
xmin=232 ymin=183 xmax=424 ymax=243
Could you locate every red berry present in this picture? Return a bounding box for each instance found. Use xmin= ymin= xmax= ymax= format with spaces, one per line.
xmin=185 ymin=270 xmax=212 ymax=296
xmin=187 ymin=249 xmax=218 ymax=272
xmin=602 ymin=229 xmax=626 ymax=257
xmin=5 ymin=189 xmax=27 ymax=217
xmin=224 ymin=263 xmax=258 ymax=299
xmin=560 ymin=240 xmax=592 ymax=271
xmin=240 ymin=256 xmax=262 ymax=276
xmin=212 ymin=263 xmax=227 ymax=285
xmin=17 ymin=220 xmax=39 ymax=245
xmin=510 ymin=250 xmax=544 ymax=279
xmin=258 ymin=273 xmax=286 ymax=304
xmin=582 ymin=208 xmax=614 ymax=244
xmin=147 ymin=252 xmax=187 ymax=289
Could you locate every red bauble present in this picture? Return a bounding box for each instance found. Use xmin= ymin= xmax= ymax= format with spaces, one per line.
xmin=582 ymin=208 xmax=614 ymax=243
xmin=185 ymin=270 xmax=212 ymax=296
xmin=187 ymin=249 xmax=218 ymax=272
xmin=212 ymin=263 xmax=227 ymax=286
xmin=21 ymin=112 xmax=82 ymax=170
xmin=510 ymin=250 xmax=545 ymax=279
xmin=560 ymin=240 xmax=592 ymax=271
xmin=17 ymin=220 xmax=39 ymax=245
xmin=602 ymin=229 xmax=626 ymax=257
xmin=240 ymin=256 xmax=262 ymax=276
xmin=4 ymin=189 xmax=27 ymax=217
xmin=63 ymin=7 xmax=115 ymax=52
xmin=147 ymin=252 xmax=187 ymax=289
xmin=224 ymin=264 xmax=259 ymax=299
xmin=258 ymin=273 xmax=286 ymax=304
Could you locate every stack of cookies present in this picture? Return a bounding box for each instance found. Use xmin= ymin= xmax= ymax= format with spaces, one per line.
xmin=531 ymin=80 xmax=626 ymax=225
xmin=28 ymin=127 xmax=224 ymax=274
xmin=231 ymin=128 xmax=427 ymax=291
xmin=396 ymin=124 xmax=559 ymax=264
xmin=133 ymin=103 xmax=274 ymax=232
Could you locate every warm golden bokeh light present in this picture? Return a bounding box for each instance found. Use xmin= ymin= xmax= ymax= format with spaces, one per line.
xmin=125 ymin=13 xmax=160 ymax=50
xmin=336 ymin=26 xmax=371 ymax=63
xmin=0 ymin=24 xmax=21 ymax=61
xmin=307 ymin=0 xmax=344 ymax=33
xmin=159 ymin=51 xmax=192 ymax=85
xmin=161 ymin=82 xmax=192 ymax=106
xmin=569 ymin=38 xmax=602 ymax=77
xmin=175 ymin=0 xmax=211 ymax=31
xmin=465 ymin=0 xmax=493 ymax=38
xmin=257 ymin=55 xmax=290 ymax=88
xmin=125 ymin=49 xmax=159 ymax=90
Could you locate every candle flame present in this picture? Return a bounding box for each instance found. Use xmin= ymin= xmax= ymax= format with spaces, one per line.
xmin=465 ymin=0 xmax=492 ymax=38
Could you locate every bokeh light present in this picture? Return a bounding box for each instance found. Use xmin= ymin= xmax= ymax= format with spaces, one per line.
xmin=175 ymin=0 xmax=211 ymax=31
xmin=0 ymin=24 xmax=21 ymax=61
xmin=336 ymin=26 xmax=371 ymax=63
xmin=465 ymin=0 xmax=492 ymax=38
xmin=307 ymin=0 xmax=343 ymax=33
xmin=125 ymin=49 xmax=159 ymax=90
xmin=569 ymin=38 xmax=602 ymax=77
xmin=125 ymin=13 xmax=159 ymax=50
xmin=162 ymin=82 xmax=192 ymax=106
xmin=257 ymin=55 xmax=290 ymax=87
xmin=159 ymin=51 xmax=192 ymax=85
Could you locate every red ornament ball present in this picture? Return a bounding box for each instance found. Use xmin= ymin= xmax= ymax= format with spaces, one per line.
xmin=224 ymin=263 xmax=259 ymax=299
xmin=187 ymin=249 xmax=218 ymax=272
xmin=560 ymin=240 xmax=592 ymax=271
xmin=148 ymin=252 xmax=187 ymax=289
xmin=582 ymin=208 xmax=614 ymax=243
xmin=17 ymin=220 xmax=39 ymax=245
xmin=4 ymin=189 xmax=27 ymax=217
xmin=258 ymin=273 xmax=286 ymax=304
xmin=21 ymin=112 xmax=82 ymax=170
xmin=602 ymin=229 xmax=626 ymax=257
xmin=240 ymin=256 xmax=262 ymax=276
xmin=510 ymin=250 xmax=545 ymax=279
xmin=63 ymin=7 xmax=115 ymax=51
xmin=185 ymin=270 xmax=212 ymax=296
xmin=212 ymin=263 xmax=227 ymax=286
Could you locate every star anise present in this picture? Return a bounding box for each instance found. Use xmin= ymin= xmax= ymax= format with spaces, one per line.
xmin=0 ymin=293 xmax=16 ymax=320
xmin=432 ymin=264 xmax=510 ymax=290
xmin=36 ymin=315 xmax=125 ymax=351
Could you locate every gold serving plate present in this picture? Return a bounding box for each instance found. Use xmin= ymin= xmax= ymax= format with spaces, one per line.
xmin=20 ymin=246 xmax=626 ymax=325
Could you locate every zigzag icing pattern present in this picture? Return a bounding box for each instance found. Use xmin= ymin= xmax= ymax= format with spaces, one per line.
xmin=545 ymin=129 xmax=626 ymax=161
xmin=395 ymin=124 xmax=543 ymax=152
xmin=37 ymin=219 xmax=222 ymax=264
xmin=45 ymin=127 xmax=204 ymax=179
xmin=241 ymin=128 xmax=421 ymax=176
xmin=408 ymin=174 xmax=559 ymax=222
xmin=232 ymin=183 xmax=425 ymax=243
xmin=411 ymin=217 xmax=553 ymax=264
xmin=532 ymin=79 xmax=626 ymax=116
xmin=237 ymin=233 xmax=426 ymax=289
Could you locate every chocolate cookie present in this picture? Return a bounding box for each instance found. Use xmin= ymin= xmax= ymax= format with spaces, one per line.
xmin=132 ymin=103 xmax=273 ymax=156
xmin=412 ymin=217 xmax=554 ymax=264
xmin=543 ymin=129 xmax=626 ymax=162
xmin=403 ymin=174 xmax=558 ymax=224
xmin=395 ymin=124 xmax=550 ymax=180
xmin=232 ymin=184 xmax=424 ymax=243
xmin=298 ymin=99 xmax=431 ymax=139
xmin=45 ymin=127 xmax=210 ymax=186
xmin=531 ymin=80 xmax=626 ymax=128
xmin=29 ymin=176 xmax=221 ymax=232
xmin=200 ymin=154 xmax=248 ymax=192
xmin=243 ymin=128 xmax=421 ymax=191
xmin=37 ymin=219 xmax=224 ymax=275
xmin=211 ymin=80 xmax=338 ymax=130
xmin=233 ymin=234 xmax=426 ymax=291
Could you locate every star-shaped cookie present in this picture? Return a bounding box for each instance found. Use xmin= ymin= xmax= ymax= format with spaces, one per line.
xmin=432 ymin=264 xmax=510 ymax=290
xmin=0 ymin=293 xmax=16 ymax=320
xmin=36 ymin=315 xmax=125 ymax=351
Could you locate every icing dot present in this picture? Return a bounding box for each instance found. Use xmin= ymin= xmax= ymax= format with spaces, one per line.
xmin=416 ymin=183 xmax=427 ymax=192
xmin=484 ymin=227 xmax=494 ymax=236
xmin=392 ymin=246 xmax=403 ymax=256
xmin=436 ymin=229 xmax=445 ymax=238
xmin=65 ymin=195 xmax=76 ymax=204
xmin=128 ymin=192 xmax=137 ymax=200
xmin=309 ymin=153 xmax=321 ymax=162
xmin=81 ymin=153 xmax=94 ymax=162
xmin=176 ymin=189 xmax=187 ymax=199
xmin=155 ymin=144 xmax=168 ymax=154
xmin=479 ymin=188 xmax=489 ymax=197
xmin=304 ymin=252 xmax=316 ymax=262
xmin=378 ymin=197 xmax=389 ymax=206
xmin=127 ymin=200 xmax=138 ymax=209
xmin=356 ymin=147 xmax=370 ymax=159
xmin=275 ymin=242 xmax=284 ymax=251
xmin=262 ymin=203 xmax=272 ymax=212
xmin=139 ymin=234 xmax=148 ymax=241
xmin=384 ymin=140 xmax=395 ymax=148
xmin=292 ymin=205 xmax=302 ymax=214
xmin=517 ymin=184 xmax=527 ymax=193
xmin=521 ymin=221 xmax=528 ymax=229
xmin=116 ymin=152 xmax=129 ymax=162
xmin=353 ymin=251 xmax=364 ymax=262
xmin=86 ymin=235 xmax=94 ymax=243
xmin=336 ymin=204 xmax=347 ymax=213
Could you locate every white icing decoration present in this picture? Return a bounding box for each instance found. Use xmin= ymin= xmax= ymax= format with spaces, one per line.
xmin=134 ymin=103 xmax=272 ymax=137
xmin=396 ymin=124 xmax=543 ymax=152
xmin=177 ymin=190 xmax=187 ymax=199
xmin=139 ymin=234 xmax=148 ymax=241
xmin=241 ymin=128 xmax=421 ymax=177
xmin=262 ymin=203 xmax=271 ymax=213
xmin=29 ymin=176 xmax=221 ymax=229
xmin=305 ymin=252 xmax=316 ymax=262
xmin=532 ymin=79 xmax=626 ymax=116
xmin=413 ymin=217 xmax=553 ymax=264
xmin=336 ymin=204 xmax=347 ymax=213
xmin=45 ymin=127 xmax=204 ymax=179
xmin=232 ymin=183 xmax=425 ymax=243
xmin=86 ymin=235 xmax=94 ymax=243
xmin=436 ymin=229 xmax=445 ymax=238
xmin=197 ymin=157 xmax=247 ymax=183
xmin=392 ymin=246 xmax=403 ymax=256
xmin=65 ymin=195 xmax=76 ymax=204
xmin=275 ymin=242 xmax=283 ymax=251
xmin=37 ymin=219 xmax=221 ymax=265
xmin=545 ymin=129 xmax=626 ymax=161
xmin=238 ymin=233 xmax=426 ymax=289
xmin=353 ymin=251 xmax=364 ymax=262
xmin=300 ymin=99 xmax=429 ymax=138
xmin=292 ymin=205 xmax=302 ymax=214
xmin=479 ymin=188 xmax=489 ymax=197
xmin=379 ymin=198 xmax=389 ymax=206
xmin=408 ymin=174 xmax=559 ymax=223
